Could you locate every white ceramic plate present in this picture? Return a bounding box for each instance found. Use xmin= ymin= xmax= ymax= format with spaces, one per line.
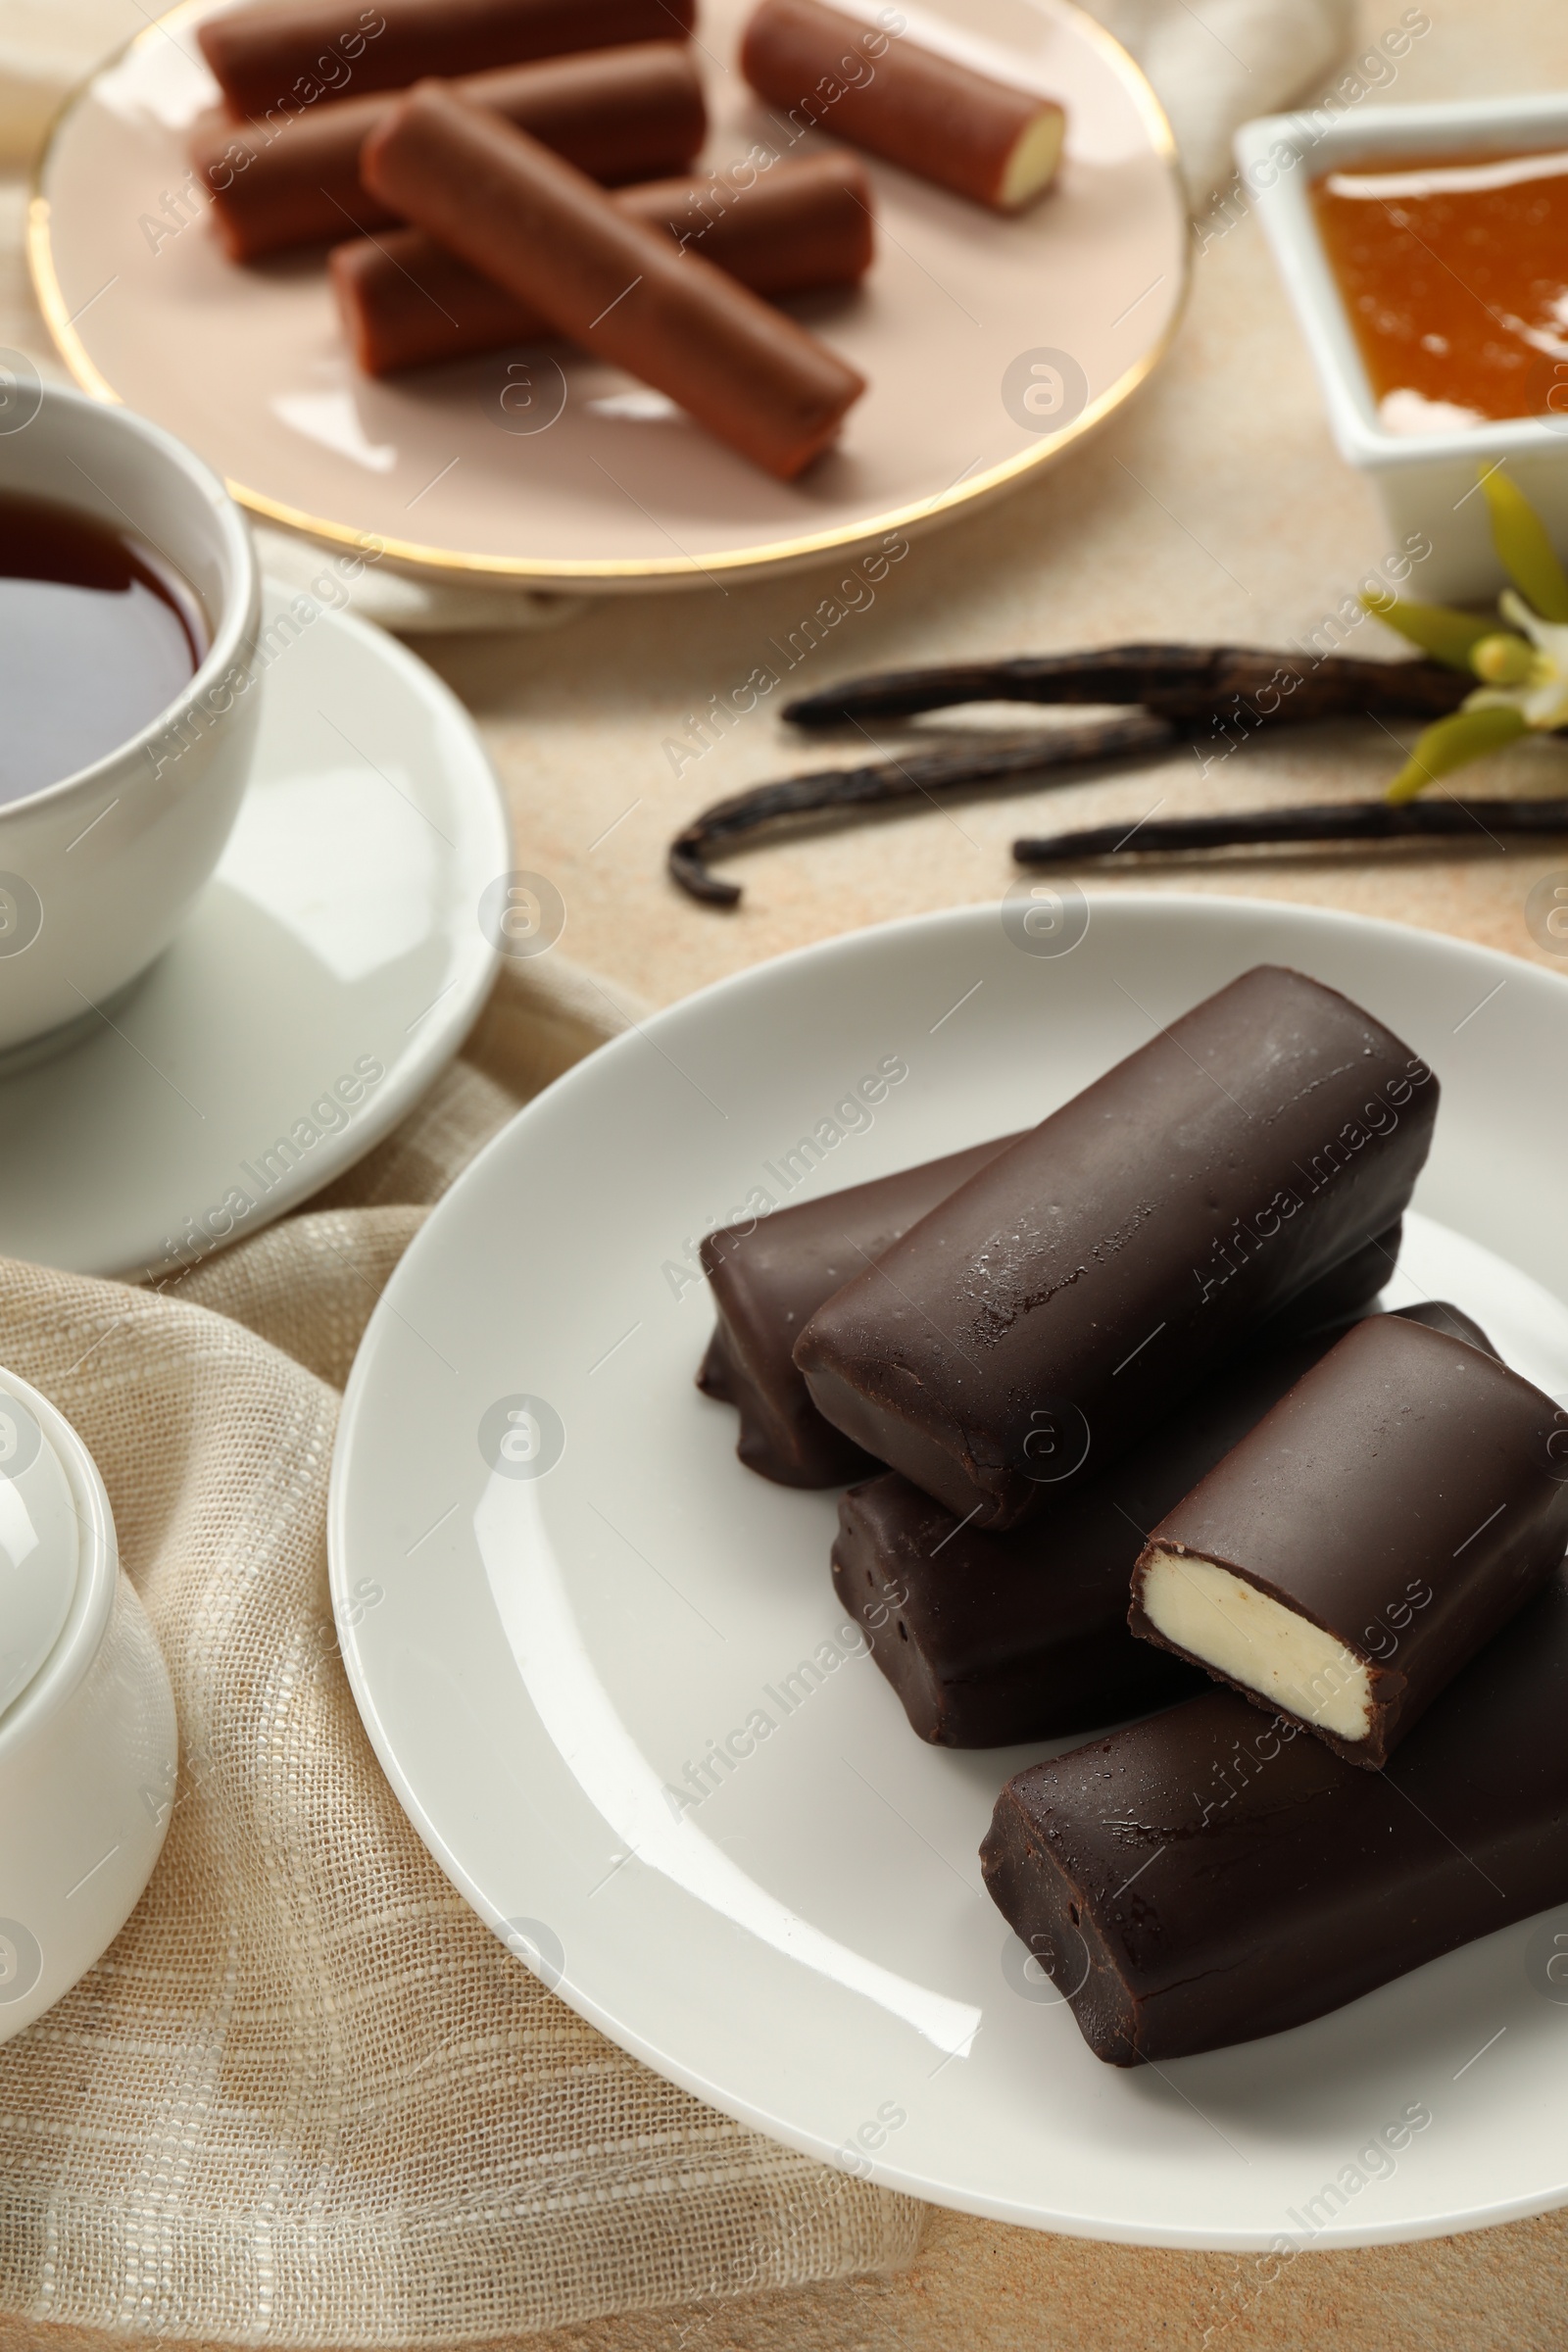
xmin=329 ymin=896 xmax=1568 ymax=2248
xmin=0 ymin=580 xmax=506 ymax=1278
xmin=30 ymin=0 xmax=1185 ymax=588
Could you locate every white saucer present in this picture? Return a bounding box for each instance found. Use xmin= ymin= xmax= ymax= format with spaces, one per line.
xmin=0 ymin=581 xmax=506 ymax=1279
xmin=330 ymin=895 xmax=1568 ymax=2250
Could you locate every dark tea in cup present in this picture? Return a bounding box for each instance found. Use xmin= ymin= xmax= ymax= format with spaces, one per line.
xmin=0 ymin=491 xmax=209 ymax=805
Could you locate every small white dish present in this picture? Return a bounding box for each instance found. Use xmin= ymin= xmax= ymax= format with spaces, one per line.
xmin=1237 ymin=96 xmax=1568 ymax=603
xmin=0 ymin=579 xmax=507 ymax=1279
xmin=332 ymin=894 xmax=1568 ymax=2249
xmin=0 ymin=1367 xmax=176 ymax=2044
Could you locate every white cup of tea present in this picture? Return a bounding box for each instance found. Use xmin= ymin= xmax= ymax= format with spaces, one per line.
xmin=0 ymin=377 xmax=261 ymax=1059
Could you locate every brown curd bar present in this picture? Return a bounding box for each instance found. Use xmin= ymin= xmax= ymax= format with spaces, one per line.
xmin=982 ymin=1561 xmax=1568 ymax=2064
xmin=361 ymin=82 xmax=866 ymax=478
xmin=833 ymin=1299 xmax=1478 ymax=1749
xmin=193 ymin=43 xmax=706 ymax=261
xmin=198 ymin=0 xmax=697 ymax=120
xmin=794 ymin=967 xmax=1439 ymax=1530
xmin=1129 ymin=1312 xmax=1568 ymax=1767
xmin=331 ymin=150 xmax=875 ymax=375
xmin=741 ymin=0 xmax=1064 ymax=212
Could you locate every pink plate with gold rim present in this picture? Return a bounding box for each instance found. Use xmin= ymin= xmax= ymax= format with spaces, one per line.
xmin=30 ymin=0 xmax=1185 ymax=588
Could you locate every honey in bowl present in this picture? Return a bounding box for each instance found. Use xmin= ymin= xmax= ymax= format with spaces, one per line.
xmin=0 ymin=491 xmax=208 ymax=807
xmin=1309 ymin=147 xmax=1568 ymax=433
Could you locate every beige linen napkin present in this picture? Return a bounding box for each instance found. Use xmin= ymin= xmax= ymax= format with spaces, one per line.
xmin=1091 ymin=0 xmax=1355 ymax=197
xmin=0 ymin=955 xmax=923 ymax=2349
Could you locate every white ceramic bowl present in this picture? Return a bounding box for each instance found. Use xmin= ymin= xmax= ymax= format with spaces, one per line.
xmin=1236 ymin=96 xmax=1568 ymax=604
xmin=0 ymin=379 xmax=261 ymax=1057
xmin=0 ymin=1370 xmax=176 ymax=2042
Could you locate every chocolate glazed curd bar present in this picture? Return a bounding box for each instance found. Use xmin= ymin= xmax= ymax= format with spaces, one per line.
xmin=700 ymin=1132 xmax=1023 ymax=1486
xmin=793 ymin=966 xmax=1439 ymax=1532
xmin=332 ymin=151 xmax=876 ymax=376
xmin=362 ymin=84 xmax=867 ymax=479
xmin=700 ymin=1116 xmax=1398 ymax=1489
xmin=198 ymin=0 xmax=696 ymax=119
xmin=741 ymin=0 xmax=1065 ymax=214
xmin=832 ymin=1298 xmax=1474 ymax=1748
xmin=194 ymin=44 xmax=707 ymax=261
xmin=705 ymin=1202 xmax=1408 ymax=1495
xmin=981 ymin=1560 xmax=1568 ymax=2066
xmin=1130 ymin=1312 xmax=1568 ymax=1767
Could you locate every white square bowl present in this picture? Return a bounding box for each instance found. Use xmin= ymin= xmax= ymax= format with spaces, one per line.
xmin=1236 ymin=96 xmax=1568 ymax=603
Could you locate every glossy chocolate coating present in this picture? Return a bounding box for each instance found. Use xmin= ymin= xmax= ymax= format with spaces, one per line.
xmin=699 ymin=1132 xmax=1021 ymax=1487
xmin=794 ymin=966 xmax=1440 ymax=1530
xmin=834 ymin=1479 xmax=1203 ymax=1746
xmin=741 ymin=0 xmax=1063 ymax=212
xmin=1131 ymin=1313 xmax=1568 ymax=1767
xmin=198 ymin=0 xmax=696 ymax=119
xmin=332 ymin=151 xmax=876 ymax=375
xmin=833 ymin=1298 xmax=1476 ymax=1747
xmin=194 ymin=43 xmax=707 ymax=261
xmin=362 ymin=83 xmax=867 ymax=478
xmin=700 ymin=1143 xmax=1397 ymax=1493
xmin=982 ymin=1557 xmax=1568 ymax=2065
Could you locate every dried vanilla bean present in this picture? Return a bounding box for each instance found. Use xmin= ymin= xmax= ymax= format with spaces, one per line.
xmin=1012 ymin=800 xmax=1568 ymax=866
xmin=783 ymin=646 xmax=1470 ymax=729
xmin=668 ymin=712 xmax=1175 ymax=904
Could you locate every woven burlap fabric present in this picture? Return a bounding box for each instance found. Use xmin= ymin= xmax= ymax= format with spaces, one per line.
xmin=0 ymin=956 xmax=924 ymax=2350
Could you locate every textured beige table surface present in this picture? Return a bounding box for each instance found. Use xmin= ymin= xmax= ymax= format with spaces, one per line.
xmin=9 ymin=1 xmax=1568 ymax=2344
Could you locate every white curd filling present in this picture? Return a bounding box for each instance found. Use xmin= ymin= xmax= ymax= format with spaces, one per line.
xmin=1000 ymin=110 xmax=1065 ymax=210
xmin=1139 ymin=1548 xmax=1373 ymax=1743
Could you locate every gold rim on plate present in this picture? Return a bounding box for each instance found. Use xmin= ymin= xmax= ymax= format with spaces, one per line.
xmin=27 ymin=0 xmax=1190 ymax=591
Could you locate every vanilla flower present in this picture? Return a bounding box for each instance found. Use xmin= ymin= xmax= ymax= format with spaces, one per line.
xmin=1362 ymin=471 xmax=1568 ymax=802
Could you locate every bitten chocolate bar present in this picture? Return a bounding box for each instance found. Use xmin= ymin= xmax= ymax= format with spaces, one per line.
xmin=794 ymin=966 xmax=1439 ymax=1531
xmin=982 ymin=1560 xmax=1568 ymax=2065
xmin=363 ymin=84 xmax=867 ymax=478
xmin=332 ymin=151 xmax=876 ymax=375
xmin=700 ymin=1132 xmax=1020 ymax=1487
xmin=741 ymin=0 xmax=1064 ymax=212
xmin=833 ymin=1299 xmax=1475 ymax=1748
xmin=193 ymin=44 xmax=707 ymax=261
xmin=198 ymin=0 xmax=696 ymax=120
xmin=1130 ymin=1312 xmax=1568 ymax=1767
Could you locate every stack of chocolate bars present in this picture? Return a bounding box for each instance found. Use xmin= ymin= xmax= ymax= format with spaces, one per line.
xmin=698 ymin=964 xmax=1568 ymax=2065
xmin=189 ymin=0 xmax=1068 ymax=476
